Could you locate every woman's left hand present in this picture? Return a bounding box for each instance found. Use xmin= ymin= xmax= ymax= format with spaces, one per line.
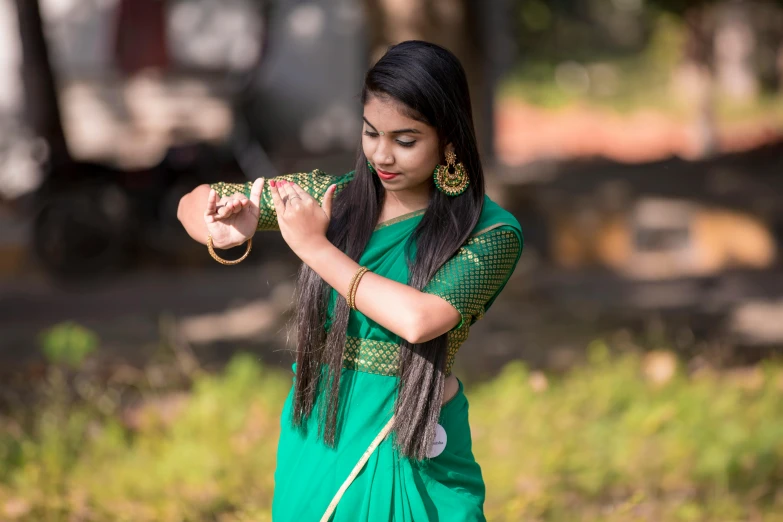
xmin=269 ymin=180 xmax=336 ymax=256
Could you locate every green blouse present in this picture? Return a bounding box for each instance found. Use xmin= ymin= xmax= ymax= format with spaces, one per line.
xmin=211 ymin=169 xmax=523 ymax=376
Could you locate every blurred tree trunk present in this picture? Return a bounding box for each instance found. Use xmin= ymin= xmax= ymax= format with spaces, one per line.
xmin=713 ymin=3 xmax=758 ymax=102
xmin=13 ymin=0 xmax=70 ymax=167
xmin=681 ymin=5 xmax=718 ymax=157
xmin=672 ymin=0 xmax=780 ymax=157
xmin=362 ymin=0 xmax=512 ymax=164
xmin=779 ymin=42 xmax=783 ymax=93
xmin=114 ymin=0 xmax=169 ymax=75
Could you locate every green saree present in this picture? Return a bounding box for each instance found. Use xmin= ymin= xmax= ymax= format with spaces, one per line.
xmin=212 ymin=170 xmax=523 ymax=521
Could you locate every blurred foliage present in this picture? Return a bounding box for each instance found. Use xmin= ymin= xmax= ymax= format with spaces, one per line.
xmin=651 ymin=0 xmax=783 ymax=16
xmin=39 ymin=322 xmax=98 ymax=369
xmin=513 ymin=0 xmax=783 ymax=63
xmin=502 ymin=13 xmax=686 ymax=112
xmin=505 ymin=0 xmax=783 ymax=120
xmin=516 ymin=0 xmax=652 ymax=63
xmin=472 ymin=342 xmax=783 ymax=521
xmin=0 ymin=353 xmax=289 ymax=521
xmin=2 ymin=338 xmax=783 ymax=520
xmin=501 ymin=4 xmax=685 ymax=111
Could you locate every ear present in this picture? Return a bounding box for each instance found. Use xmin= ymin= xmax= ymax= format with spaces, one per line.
xmin=443 ymin=142 xmax=455 ymax=159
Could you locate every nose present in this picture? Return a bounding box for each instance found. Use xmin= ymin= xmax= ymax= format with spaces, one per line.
xmin=372 ymin=139 xmax=394 ymax=167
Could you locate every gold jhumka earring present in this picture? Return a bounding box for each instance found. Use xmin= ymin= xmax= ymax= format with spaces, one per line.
xmin=433 ymin=150 xmax=469 ymax=196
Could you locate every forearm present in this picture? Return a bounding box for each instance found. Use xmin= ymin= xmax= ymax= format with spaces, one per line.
xmin=298 ymin=239 xmax=460 ymax=344
xmin=178 ymin=184 xmax=212 ymax=245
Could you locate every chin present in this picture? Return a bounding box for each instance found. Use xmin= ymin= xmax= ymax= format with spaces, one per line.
xmin=383 ymin=183 xmax=416 ymax=193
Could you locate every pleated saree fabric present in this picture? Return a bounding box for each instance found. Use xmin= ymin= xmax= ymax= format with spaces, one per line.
xmin=211 ymin=170 xmax=523 ymax=521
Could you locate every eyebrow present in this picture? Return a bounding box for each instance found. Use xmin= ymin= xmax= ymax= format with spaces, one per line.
xmin=362 ymin=117 xmax=421 ymax=134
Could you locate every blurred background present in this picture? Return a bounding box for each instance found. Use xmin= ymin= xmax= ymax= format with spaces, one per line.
xmin=1 ymin=0 xmax=783 ymax=520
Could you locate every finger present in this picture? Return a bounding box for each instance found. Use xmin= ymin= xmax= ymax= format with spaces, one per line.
xmin=218 ymin=200 xmax=234 ymax=219
xmin=232 ymin=193 xmax=249 ymax=205
xmin=216 ymin=197 xmax=231 ymax=218
xmin=322 ymin=184 xmax=336 ymax=219
xmin=290 ymin=183 xmax=314 ymax=203
xmin=229 ymin=196 xmax=247 ymax=215
xmin=205 ymin=189 xmax=218 ymax=216
xmin=289 ymin=183 xmax=312 ymax=209
xmin=269 ymin=180 xmax=286 ymax=217
xmin=281 ymin=181 xmax=299 ymax=205
xmin=226 ymin=195 xmax=246 ymax=211
xmin=249 ymin=177 xmax=264 ymax=209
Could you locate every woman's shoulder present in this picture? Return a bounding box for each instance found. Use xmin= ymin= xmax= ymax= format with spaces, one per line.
xmin=471 ymin=195 xmax=523 ymax=239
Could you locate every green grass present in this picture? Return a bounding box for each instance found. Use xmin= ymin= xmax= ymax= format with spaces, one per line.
xmin=471 ymin=346 xmax=783 ymax=521
xmin=1 ymin=345 xmax=783 ymax=521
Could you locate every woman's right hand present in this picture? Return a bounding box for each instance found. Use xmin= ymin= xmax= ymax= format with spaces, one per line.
xmin=204 ymin=177 xmax=264 ymax=249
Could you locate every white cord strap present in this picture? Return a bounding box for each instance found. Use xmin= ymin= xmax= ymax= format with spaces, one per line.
xmin=320 ymin=415 xmax=396 ymax=522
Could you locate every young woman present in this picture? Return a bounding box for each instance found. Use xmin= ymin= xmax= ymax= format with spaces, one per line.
xmin=177 ymin=40 xmax=523 ymax=521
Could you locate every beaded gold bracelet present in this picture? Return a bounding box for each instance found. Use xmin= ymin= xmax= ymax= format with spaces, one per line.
xmin=207 ymin=235 xmax=252 ymax=265
xmin=346 ymin=266 xmax=369 ymax=310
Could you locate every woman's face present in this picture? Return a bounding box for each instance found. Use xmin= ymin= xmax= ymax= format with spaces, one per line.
xmin=362 ymin=95 xmax=443 ymax=199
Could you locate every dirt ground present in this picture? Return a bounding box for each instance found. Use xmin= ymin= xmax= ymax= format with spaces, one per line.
xmin=495 ymin=98 xmax=783 ymax=165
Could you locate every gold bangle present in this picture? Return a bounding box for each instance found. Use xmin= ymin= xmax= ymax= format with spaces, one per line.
xmin=350 ymin=268 xmax=368 ymax=310
xmin=345 ymin=266 xmax=364 ymax=309
xmin=347 ymin=266 xmax=369 ymax=310
xmin=347 ymin=267 xmax=365 ymax=310
xmin=207 ymin=235 xmax=252 ymax=265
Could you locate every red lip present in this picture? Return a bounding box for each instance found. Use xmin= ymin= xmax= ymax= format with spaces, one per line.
xmin=376 ymin=168 xmax=400 ymax=180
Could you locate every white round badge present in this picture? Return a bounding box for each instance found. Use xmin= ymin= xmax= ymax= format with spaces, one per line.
xmin=428 ymin=423 xmax=447 ymax=458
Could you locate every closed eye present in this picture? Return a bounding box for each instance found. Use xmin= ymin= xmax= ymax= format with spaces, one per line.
xmin=364 ymin=129 xmax=415 ymax=147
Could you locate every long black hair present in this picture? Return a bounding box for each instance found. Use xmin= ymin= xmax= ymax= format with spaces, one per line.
xmin=292 ymin=40 xmax=485 ymax=461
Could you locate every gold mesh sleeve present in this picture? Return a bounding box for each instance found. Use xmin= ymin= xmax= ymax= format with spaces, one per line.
xmin=210 ymin=169 xmax=354 ymax=231
xmin=423 ymin=226 xmax=522 ymax=327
